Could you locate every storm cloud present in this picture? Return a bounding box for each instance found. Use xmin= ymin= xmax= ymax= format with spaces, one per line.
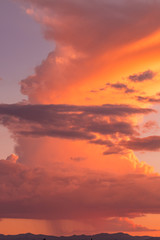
xmin=0 ymin=103 xmax=154 ymax=142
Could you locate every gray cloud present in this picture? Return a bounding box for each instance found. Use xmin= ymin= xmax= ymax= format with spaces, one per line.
xmin=0 ymin=103 xmax=153 ymax=142
xmin=106 ymin=83 xmax=135 ymax=94
xmin=124 ymin=136 xmax=160 ymax=151
xmin=0 ymin=103 xmax=154 ymax=118
xmin=136 ymin=95 xmax=160 ymax=104
xmin=128 ymin=70 xmax=156 ymax=82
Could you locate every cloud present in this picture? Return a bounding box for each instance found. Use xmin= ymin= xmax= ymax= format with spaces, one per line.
xmin=99 ymin=217 xmax=157 ymax=232
xmin=0 ymin=103 xmax=153 ymax=142
xmin=124 ymin=136 xmax=160 ymax=151
xmin=90 ymin=139 xmax=114 ymax=146
xmin=90 ymin=83 xmax=135 ymax=94
xmin=101 ymin=135 xmax=160 ymax=154
xmin=106 ymin=83 xmax=135 ymax=94
xmin=20 ymin=0 xmax=160 ymax=54
xmin=50 ymin=217 xmax=158 ymax=235
xmin=128 ymin=70 xmax=156 ymax=82
xmin=143 ymin=121 xmax=159 ymax=133
xmin=103 ymin=147 xmax=125 ymax=156
xmin=0 ymin=103 xmax=157 ymax=157
xmin=4 ymin=1 xmax=160 ymax=233
xmin=15 ymin=0 xmax=160 ymax=103
xmin=137 ymin=95 xmax=160 ymax=104
xmin=0 ymin=160 xmax=160 ymax=222
xmin=0 ymin=103 xmax=153 ymax=117
xmin=70 ymin=157 xmax=86 ymax=162
xmin=6 ymin=154 xmax=19 ymax=163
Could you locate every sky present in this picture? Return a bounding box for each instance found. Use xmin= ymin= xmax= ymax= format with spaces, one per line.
xmin=1 ymin=0 xmax=160 ymax=237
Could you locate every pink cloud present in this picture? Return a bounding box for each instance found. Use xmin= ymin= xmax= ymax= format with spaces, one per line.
xmin=15 ymin=0 xmax=160 ymax=103
xmin=93 ymin=217 xmax=157 ymax=233
xmin=47 ymin=217 xmax=158 ymax=235
xmin=0 ymin=160 xmax=159 ymax=221
xmin=3 ymin=1 xmax=160 ymax=234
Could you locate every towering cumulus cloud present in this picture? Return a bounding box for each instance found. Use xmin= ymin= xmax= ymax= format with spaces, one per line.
xmin=18 ymin=0 xmax=160 ymax=104
xmin=1 ymin=0 xmax=160 ymax=235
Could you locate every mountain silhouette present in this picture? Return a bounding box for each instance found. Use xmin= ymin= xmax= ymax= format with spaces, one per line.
xmin=0 ymin=232 xmax=159 ymax=240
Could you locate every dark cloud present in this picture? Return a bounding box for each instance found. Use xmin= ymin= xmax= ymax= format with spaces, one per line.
xmin=0 ymin=103 xmax=153 ymax=142
xmin=87 ymin=121 xmax=138 ymax=135
xmin=103 ymin=147 xmax=125 ymax=155
xmin=101 ymin=134 xmax=160 ymax=153
xmin=128 ymin=70 xmax=155 ymax=82
xmin=90 ymin=87 xmax=107 ymax=93
xmin=92 ymin=134 xmax=160 ymax=154
xmin=70 ymin=157 xmax=86 ymax=162
xmin=90 ymin=139 xmax=113 ymax=146
xmin=19 ymin=129 xmax=95 ymax=140
xmin=106 ymin=83 xmax=135 ymax=94
xmin=137 ymin=95 xmax=160 ymax=103
xmin=0 ymin=103 xmax=154 ymax=118
xmin=124 ymin=136 xmax=160 ymax=151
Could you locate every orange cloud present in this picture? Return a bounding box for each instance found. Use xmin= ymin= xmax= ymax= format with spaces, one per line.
xmin=4 ymin=0 xmax=160 ymax=234
xmin=16 ymin=0 xmax=160 ymax=105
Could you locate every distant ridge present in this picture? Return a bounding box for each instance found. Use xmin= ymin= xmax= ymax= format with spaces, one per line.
xmin=0 ymin=232 xmax=159 ymax=240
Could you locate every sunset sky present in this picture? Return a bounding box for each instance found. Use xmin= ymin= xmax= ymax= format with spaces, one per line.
xmin=1 ymin=0 xmax=160 ymax=236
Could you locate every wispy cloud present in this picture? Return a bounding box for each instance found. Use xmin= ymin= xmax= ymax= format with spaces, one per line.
xmin=136 ymin=95 xmax=160 ymax=104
